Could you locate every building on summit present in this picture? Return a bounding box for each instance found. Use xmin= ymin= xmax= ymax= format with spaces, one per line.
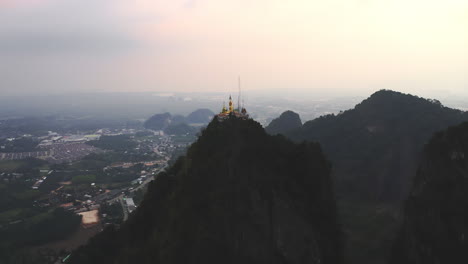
xmin=217 ymin=95 xmax=249 ymax=120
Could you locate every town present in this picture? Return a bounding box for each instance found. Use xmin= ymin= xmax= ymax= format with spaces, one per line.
xmin=0 ymin=122 xmax=197 ymax=261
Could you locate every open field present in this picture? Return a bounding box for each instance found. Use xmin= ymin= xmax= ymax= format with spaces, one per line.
xmin=78 ymin=210 xmax=100 ymax=228
xmin=0 ymin=160 xmax=27 ymax=172
xmin=33 ymin=224 xmax=102 ymax=253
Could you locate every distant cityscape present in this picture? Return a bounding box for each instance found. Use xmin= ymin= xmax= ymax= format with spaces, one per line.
xmin=0 ymin=115 xmax=198 ymax=260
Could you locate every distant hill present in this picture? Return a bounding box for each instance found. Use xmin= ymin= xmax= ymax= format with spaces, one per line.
xmin=390 ymin=122 xmax=468 ymax=264
xmin=287 ymin=90 xmax=468 ymax=202
xmin=265 ymin=110 xmax=302 ymax=135
xmin=143 ymin=112 xmax=172 ymax=130
xmin=164 ymin=123 xmax=196 ymax=135
xmin=171 ymin=114 xmax=186 ymax=124
xmin=144 ymin=109 xmax=213 ymax=133
xmin=70 ymin=116 xmax=343 ymax=264
xmin=185 ymin=108 xmax=215 ymax=124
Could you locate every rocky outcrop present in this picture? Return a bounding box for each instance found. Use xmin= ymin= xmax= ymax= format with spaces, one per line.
xmin=390 ymin=122 xmax=468 ymax=264
xmin=71 ymin=116 xmax=343 ymax=264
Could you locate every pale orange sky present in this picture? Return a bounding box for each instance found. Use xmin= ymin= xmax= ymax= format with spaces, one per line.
xmin=0 ymin=0 xmax=467 ymax=97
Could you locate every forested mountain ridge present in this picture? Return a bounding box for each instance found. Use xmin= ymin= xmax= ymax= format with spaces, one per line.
xmin=70 ymin=116 xmax=343 ymax=264
xmin=287 ymin=90 xmax=468 ymax=202
xmin=143 ymin=112 xmax=172 ymax=130
xmin=143 ymin=109 xmax=214 ymax=135
xmin=185 ymin=108 xmax=215 ymax=123
xmin=390 ymin=122 xmax=468 ymax=264
xmin=265 ymin=110 xmax=302 ymax=135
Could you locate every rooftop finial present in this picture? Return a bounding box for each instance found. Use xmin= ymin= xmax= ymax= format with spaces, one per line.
xmin=238 ymin=76 xmax=241 ymax=112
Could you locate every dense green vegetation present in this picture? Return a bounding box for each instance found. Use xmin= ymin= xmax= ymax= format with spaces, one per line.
xmin=101 ymin=203 xmax=124 ymax=225
xmin=132 ymin=189 xmax=145 ymax=205
xmin=391 ymin=122 xmax=468 ymax=264
xmin=72 ymin=174 xmax=97 ymax=184
xmin=100 ymin=164 xmax=143 ymax=183
xmin=0 ymin=158 xmax=47 ymax=173
xmin=70 ymin=116 xmax=343 ymax=264
xmin=48 ymin=154 xmax=143 ymax=187
xmin=3 ymin=208 xmax=81 ymax=245
xmin=0 ymin=208 xmax=81 ymax=263
xmin=339 ymin=201 xmax=399 ymax=264
xmin=265 ymin=110 xmax=302 ymax=135
xmin=0 ymin=159 xmax=47 ymax=211
xmin=0 ymin=137 xmax=39 ymax=152
xmin=0 ymin=157 xmax=82 ymax=263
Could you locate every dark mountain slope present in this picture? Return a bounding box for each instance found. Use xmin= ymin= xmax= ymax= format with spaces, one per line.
xmin=265 ymin=110 xmax=302 ymax=135
xmin=390 ymin=122 xmax=468 ymax=264
xmin=70 ymin=116 xmax=343 ymax=264
xmin=288 ymin=90 xmax=468 ymax=202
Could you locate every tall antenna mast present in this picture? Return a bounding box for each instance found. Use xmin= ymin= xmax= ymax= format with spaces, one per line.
xmin=238 ymin=76 xmax=241 ymax=111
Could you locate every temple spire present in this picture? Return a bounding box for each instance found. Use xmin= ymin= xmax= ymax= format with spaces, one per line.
xmin=229 ymin=95 xmax=234 ymax=112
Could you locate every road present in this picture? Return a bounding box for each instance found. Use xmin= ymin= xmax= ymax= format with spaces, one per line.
xmin=131 ymin=165 xmax=167 ymax=193
xmin=119 ymin=196 xmax=129 ymax=221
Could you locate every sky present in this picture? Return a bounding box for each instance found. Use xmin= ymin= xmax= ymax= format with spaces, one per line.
xmin=0 ymin=0 xmax=467 ymax=98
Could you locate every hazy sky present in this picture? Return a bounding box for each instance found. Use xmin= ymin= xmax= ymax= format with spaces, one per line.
xmin=1 ymin=0 xmax=467 ymax=98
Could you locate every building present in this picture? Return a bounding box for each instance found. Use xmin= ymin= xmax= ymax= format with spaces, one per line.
xmin=125 ymin=198 xmax=136 ymax=213
xmin=216 ymin=95 xmax=249 ymax=120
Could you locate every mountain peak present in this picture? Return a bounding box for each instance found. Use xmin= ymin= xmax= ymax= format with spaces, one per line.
xmin=357 ymin=89 xmax=447 ymax=112
xmin=265 ymin=110 xmax=302 ymax=135
xmin=288 ymin=91 xmax=467 ymax=202
xmin=70 ymin=115 xmax=343 ymax=264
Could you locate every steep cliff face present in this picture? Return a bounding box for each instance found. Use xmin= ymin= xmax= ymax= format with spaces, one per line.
xmin=265 ymin=111 xmax=303 ymax=135
xmin=391 ymin=122 xmax=468 ymax=264
xmin=71 ymin=117 xmax=343 ymax=264
xmin=281 ymin=91 xmax=468 ymax=264
xmin=287 ymin=90 xmax=468 ymax=202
